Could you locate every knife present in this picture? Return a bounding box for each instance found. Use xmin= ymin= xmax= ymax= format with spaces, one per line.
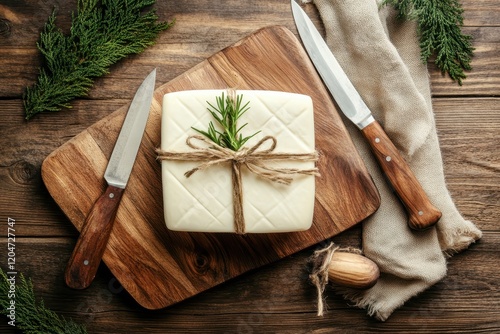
xmin=65 ymin=69 xmax=156 ymax=289
xmin=291 ymin=1 xmax=441 ymax=230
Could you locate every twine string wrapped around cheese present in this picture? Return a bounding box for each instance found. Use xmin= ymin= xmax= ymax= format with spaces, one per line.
xmin=157 ymin=135 xmax=320 ymax=234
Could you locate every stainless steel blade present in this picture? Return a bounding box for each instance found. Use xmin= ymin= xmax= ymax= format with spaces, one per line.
xmin=104 ymin=69 xmax=156 ymax=188
xmin=291 ymin=1 xmax=374 ymax=129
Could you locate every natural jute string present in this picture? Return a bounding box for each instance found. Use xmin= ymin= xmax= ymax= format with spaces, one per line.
xmin=157 ymin=135 xmax=319 ymax=234
xmin=309 ymin=242 xmax=362 ymax=316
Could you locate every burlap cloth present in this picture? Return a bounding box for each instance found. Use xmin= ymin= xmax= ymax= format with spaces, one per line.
xmin=303 ymin=0 xmax=482 ymax=321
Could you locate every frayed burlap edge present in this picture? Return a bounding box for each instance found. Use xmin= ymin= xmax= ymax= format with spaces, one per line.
xmin=438 ymin=221 xmax=482 ymax=257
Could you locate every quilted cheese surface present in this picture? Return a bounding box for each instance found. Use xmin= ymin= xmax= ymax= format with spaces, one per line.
xmin=161 ymin=90 xmax=315 ymax=233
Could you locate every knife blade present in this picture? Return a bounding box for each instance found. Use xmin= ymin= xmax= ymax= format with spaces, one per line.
xmin=291 ymin=1 xmax=441 ymax=230
xmin=65 ymin=69 xmax=156 ymax=289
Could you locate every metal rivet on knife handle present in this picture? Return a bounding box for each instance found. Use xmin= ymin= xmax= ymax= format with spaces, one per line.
xmin=361 ymin=121 xmax=442 ymax=229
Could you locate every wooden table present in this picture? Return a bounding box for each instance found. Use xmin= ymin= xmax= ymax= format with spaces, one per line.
xmin=1 ymin=0 xmax=498 ymax=332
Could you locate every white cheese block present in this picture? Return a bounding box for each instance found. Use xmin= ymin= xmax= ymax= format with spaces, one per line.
xmin=160 ymin=90 xmax=316 ymax=233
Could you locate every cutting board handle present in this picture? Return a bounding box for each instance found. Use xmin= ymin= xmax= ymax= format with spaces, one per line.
xmin=361 ymin=120 xmax=442 ymax=230
xmin=65 ymin=185 xmax=125 ymax=289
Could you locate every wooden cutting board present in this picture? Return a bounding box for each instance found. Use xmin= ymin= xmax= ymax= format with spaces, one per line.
xmin=42 ymin=26 xmax=380 ymax=310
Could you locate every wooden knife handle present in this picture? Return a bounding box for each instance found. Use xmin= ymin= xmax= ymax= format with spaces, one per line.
xmin=361 ymin=121 xmax=442 ymax=230
xmin=65 ymin=185 xmax=124 ymax=289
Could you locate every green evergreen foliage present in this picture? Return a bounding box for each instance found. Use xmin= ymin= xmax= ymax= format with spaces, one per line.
xmin=193 ymin=92 xmax=260 ymax=151
xmin=384 ymin=0 xmax=474 ymax=85
xmin=23 ymin=0 xmax=173 ymax=119
xmin=1 ymin=268 xmax=87 ymax=333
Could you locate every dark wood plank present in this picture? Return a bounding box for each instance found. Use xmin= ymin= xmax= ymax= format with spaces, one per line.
xmin=0 ymin=99 xmax=128 ymax=237
xmin=0 ymin=233 xmax=498 ymax=333
xmin=1 ymin=1 xmax=497 ymax=98
xmin=463 ymin=0 xmax=500 ymax=26
xmin=429 ymin=27 xmax=500 ymax=96
xmin=433 ymin=98 xmax=500 ymax=230
xmin=0 ymin=0 xmax=498 ymax=332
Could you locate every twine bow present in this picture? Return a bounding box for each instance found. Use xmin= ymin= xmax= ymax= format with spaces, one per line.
xmin=157 ymin=135 xmax=319 ymax=234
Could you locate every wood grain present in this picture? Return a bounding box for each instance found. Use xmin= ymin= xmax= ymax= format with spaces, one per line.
xmin=40 ymin=26 xmax=380 ymax=310
xmin=327 ymin=252 xmax=380 ymax=289
xmin=65 ymin=185 xmax=125 ymax=290
xmin=0 ymin=233 xmax=498 ymax=333
xmin=361 ymin=120 xmax=442 ymax=230
xmin=0 ymin=0 xmax=498 ymax=332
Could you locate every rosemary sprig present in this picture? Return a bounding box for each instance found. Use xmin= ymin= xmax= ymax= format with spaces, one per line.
xmin=193 ymin=92 xmax=260 ymax=151
xmin=23 ymin=0 xmax=173 ymax=120
xmin=1 ymin=268 xmax=87 ymax=333
xmin=383 ymin=0 xmax=474 ymax=85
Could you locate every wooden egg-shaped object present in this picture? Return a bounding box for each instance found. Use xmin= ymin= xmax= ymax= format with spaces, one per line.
xmin=328 ymin=252 xmax=380 ymax=289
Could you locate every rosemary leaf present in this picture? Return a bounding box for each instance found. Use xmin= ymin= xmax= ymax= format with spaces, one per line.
xmin=24 ymin=0 xmax=174 ymax=120
xmin=193 ymin=93 xmax=260 ymax=151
